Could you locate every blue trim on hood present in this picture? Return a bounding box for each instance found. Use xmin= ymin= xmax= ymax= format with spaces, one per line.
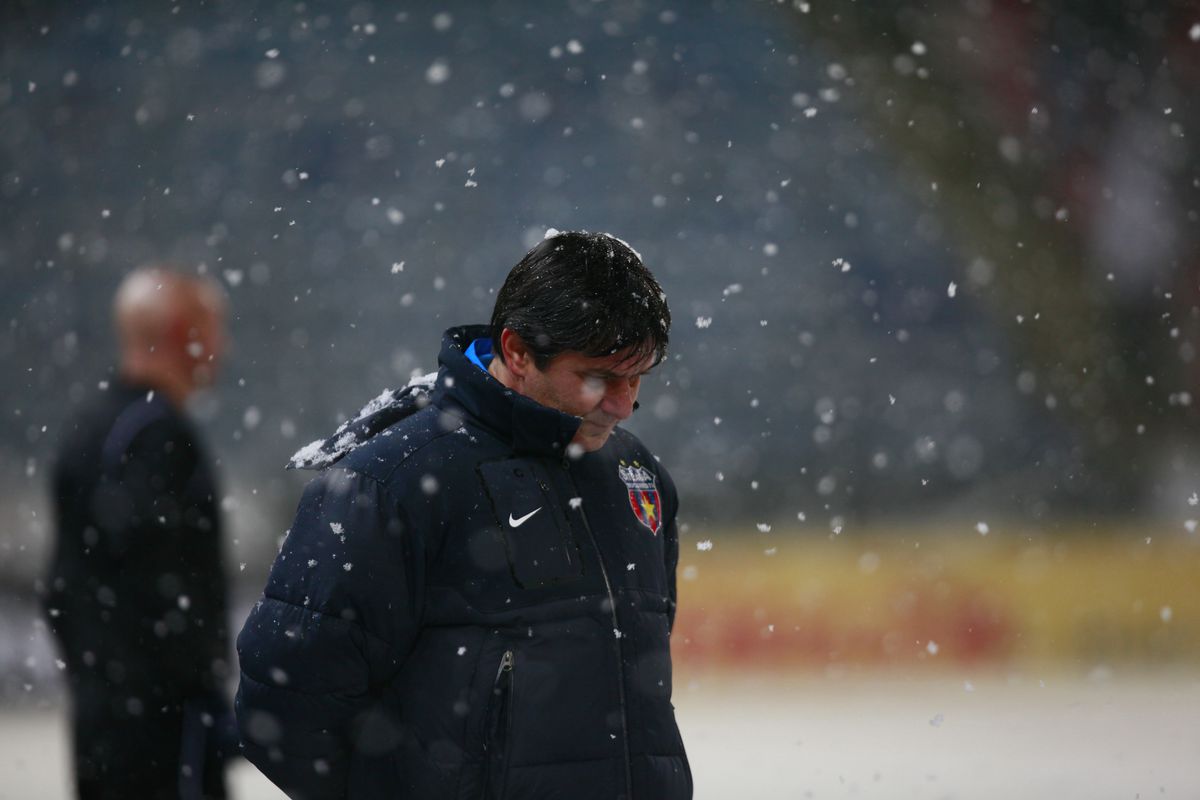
xmin=465 ymin=338 xmax=493 ymax=372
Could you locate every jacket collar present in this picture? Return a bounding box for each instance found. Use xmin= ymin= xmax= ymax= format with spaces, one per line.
xmin=434 ymin=325 xmax=582 ymax=458
xmin=288 ymin=325 xmax=583 ymax=470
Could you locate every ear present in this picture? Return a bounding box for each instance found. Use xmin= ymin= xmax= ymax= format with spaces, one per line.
xmin=498 ymin=328 xmax=535 ymax=377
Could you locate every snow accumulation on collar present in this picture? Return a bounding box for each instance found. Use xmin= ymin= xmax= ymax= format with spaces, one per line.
xmin=288 ymin=372 xmax=438 ymax=470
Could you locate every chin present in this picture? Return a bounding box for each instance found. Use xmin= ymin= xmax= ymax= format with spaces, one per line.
xmin=578 ymin=431 xmax=615 ymax=452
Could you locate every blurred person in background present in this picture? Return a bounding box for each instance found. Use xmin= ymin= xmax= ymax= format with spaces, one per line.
xmin=44 ymin=267 xmax=235 ymax=800
xmin=236 ymin=231 xmax=691 ymax=799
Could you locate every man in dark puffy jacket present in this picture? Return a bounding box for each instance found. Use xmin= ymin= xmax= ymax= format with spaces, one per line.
xmin=46 ymin=267 xmax=234 ymax=800
xmin=236 ymin=231 xmax=691 ymax=799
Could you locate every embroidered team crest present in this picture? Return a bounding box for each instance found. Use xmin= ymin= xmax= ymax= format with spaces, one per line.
xmin=618 ymin=460 xmax=661 ymax=534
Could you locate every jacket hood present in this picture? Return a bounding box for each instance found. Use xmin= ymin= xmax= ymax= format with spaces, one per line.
xmin=288 ymin=373 xmax=438 ymax=470
xmin=289 ymin=324 xmax=582 ymax=470
xmin=432 ymin=325 xmax=583 ymax=457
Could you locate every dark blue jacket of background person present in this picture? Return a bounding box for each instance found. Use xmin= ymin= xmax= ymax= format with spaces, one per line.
xmin=236 ymin=325 xmax=692 ymax=800
xmin=46 ymin=379 xmax=232 ymax=799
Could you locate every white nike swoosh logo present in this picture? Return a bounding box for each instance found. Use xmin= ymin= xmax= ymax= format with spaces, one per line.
xmin=508 ymin=507 xmax=542 ymax=528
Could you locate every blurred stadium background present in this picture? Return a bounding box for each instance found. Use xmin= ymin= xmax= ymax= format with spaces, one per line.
xmin=2 ymin=1 xmax=1198 ymax=797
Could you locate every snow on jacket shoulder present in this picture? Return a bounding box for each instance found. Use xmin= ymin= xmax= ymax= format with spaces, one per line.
xmin=236 ymin=325 xmax=691 ymax=800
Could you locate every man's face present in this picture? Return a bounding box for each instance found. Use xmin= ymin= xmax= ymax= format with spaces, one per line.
xmin=521 ymin=348 xmax=657 ymax=453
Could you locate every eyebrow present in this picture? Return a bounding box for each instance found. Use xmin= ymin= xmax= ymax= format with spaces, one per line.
xmin=585 ymin=367 xmax=653 ymax=380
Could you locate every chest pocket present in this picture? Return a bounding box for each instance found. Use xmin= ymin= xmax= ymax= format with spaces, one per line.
xmin=478 ymin=459 xmax=583 ymax=589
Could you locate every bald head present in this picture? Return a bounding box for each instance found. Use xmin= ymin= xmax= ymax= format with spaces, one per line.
xmin=115 ymin=267 xmax=227 ymax=406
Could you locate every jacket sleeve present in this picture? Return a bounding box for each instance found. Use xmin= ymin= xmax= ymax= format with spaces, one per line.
xmin=236 ymin=467 xmax=423 ymax=800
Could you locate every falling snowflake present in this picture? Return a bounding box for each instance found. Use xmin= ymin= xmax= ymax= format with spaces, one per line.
xmin=426 ymin=60 xmax=450 ymax=84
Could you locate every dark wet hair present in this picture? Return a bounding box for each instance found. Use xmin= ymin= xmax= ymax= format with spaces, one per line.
xmin=490 ymin=231 xmax=671 ymax=370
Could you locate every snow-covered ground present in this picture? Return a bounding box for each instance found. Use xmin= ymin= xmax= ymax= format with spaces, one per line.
xmin=678 ymin=670 xmax=1199 ymax=800
xmin=3 ymin=671 xmax=1196 ymax=799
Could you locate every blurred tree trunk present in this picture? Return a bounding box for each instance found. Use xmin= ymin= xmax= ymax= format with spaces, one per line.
xmin=791 ymin=1 xmax=1200 ymax=509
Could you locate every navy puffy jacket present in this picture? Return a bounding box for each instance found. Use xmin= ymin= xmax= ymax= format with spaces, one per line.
xmin=236 ymin=325 xmax=691 ymax=799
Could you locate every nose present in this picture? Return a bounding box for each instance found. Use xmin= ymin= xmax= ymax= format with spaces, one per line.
xmin=600 ymin=376 xmax=639 ymax=420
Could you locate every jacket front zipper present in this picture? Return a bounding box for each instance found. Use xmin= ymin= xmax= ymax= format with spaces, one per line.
xmin=563 ymin=463 xmax=635 ymax=800
xmin=482 ymin=649 xmax=515 ymax=799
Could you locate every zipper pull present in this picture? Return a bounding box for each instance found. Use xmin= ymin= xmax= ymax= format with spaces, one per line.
xmin=494 ymin=649 xmax=514 ymax=683
xmin=485 ymin=649 xmax=516 ymax=750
